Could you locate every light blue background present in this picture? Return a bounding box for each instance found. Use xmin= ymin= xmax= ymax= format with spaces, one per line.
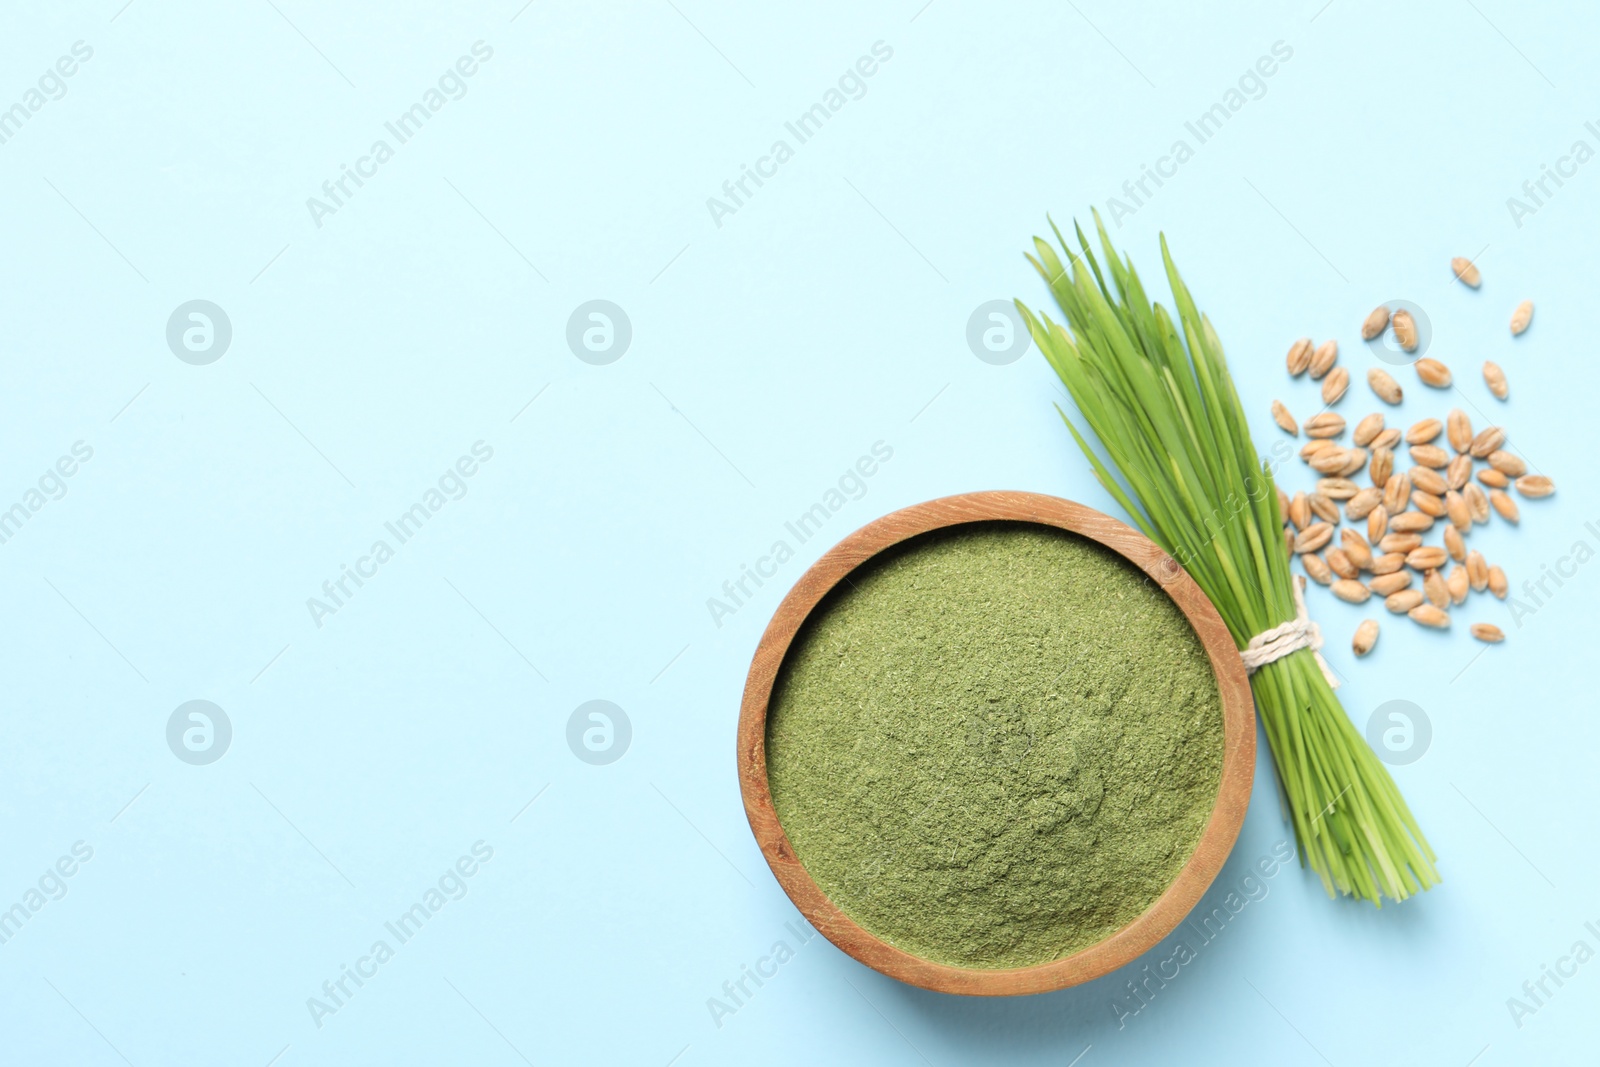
xmin=1 ymin=1 xmax=1594 ymax=1063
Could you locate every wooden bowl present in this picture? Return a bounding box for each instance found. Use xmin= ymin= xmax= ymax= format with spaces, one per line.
xmin=736 ymin=491 xmax=1255 ymax=996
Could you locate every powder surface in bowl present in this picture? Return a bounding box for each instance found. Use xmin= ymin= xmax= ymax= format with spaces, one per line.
xmin=764 ymin=522 xmax=1224 ymax=970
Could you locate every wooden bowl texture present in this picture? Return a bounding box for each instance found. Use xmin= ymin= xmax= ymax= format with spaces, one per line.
xmin=736 ymin=491 xmax=1255 ymax=995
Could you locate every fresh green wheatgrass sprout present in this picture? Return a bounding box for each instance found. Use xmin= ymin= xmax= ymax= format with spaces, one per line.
xmin=1014 ymin=213 xmax=1438 ymax=904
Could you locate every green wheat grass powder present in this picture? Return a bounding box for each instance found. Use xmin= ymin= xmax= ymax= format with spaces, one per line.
xmin=765 ymin=522 xmax=1224 ymax=969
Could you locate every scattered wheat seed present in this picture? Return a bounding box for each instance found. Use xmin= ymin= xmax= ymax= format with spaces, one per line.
xmin=1294 ymin=522 xmax=1335 ymax=553
xmin=1361 ymin=305 xmax=1390 ymax=340
xmin=1353 ymin=619 xmax=1380 ymax=656
xmin=1406 ymin=546 xmax=1450 ymax=571
xmin=1368 ymin=505 xmax=1388 ymax=545
xmin=1369 ymin=571 xmax=1412 ymax=596
xmin=1483 ymin=361 xmax=1508 ymax=400
xmin=1308 ymin=491 xmax=1342 ymax=522
xmin=1286 ymin=337 xmax=1314 ymax=376
xmin=1487 ymin=450 xmax=1526 ymax=477
xmin=1369 ymin=446 xmax=1394 ymax=488
xmin=1408 ymin=604 xmax=1451 ymax=629
xmin=1415 ymin=358 xmax=1452 ymax=387
xmin=1316 ymin=479 xmax=1359 ymax=503
xmin=1371 ymin=551 xmax=1406 ymax=575
xmin=1345 ymin=487 xmax=1383 ymax=521
xmin=1386 ymin=589 xmax=1425 ymax=614
xmin=1333 ymin=579 xmax=1371 ymax=604
xmin=1322 ymin=367 xmax=1350 ymax=405
xmin=1444 ymin=523 xmax=1466 ymax=563
xmin=1463 ymin=484 xmax=1491 ymax=525
xmin=1353 ymin=413 xmax=1385 ymax=447
xmin=1409 ymin=444 xmax=1450 ymax=468
xmin=1515 ymin=474 xmax=1554 ymax=498
xmin=1489 ymin=489 xmax=1520 ymax=523
xmin=1309 ymin=340 xmax=1339 ymax=379
xmin=1341 ymin=529 xmax=1374 ymax=570
xmin=1423 ymin=568 xmax=1449 ymax=609
xmin=1302 ymin=552 xmax=1333 ymax=585
xmin=1406 ymin=418 xmax=1442 ymax=445
xmin=1510 ymin=300 xmax=1533 ymax=336
xmin=1367 ymin=368 xmax=1403 ymax=405
xmin=1389 ymin=511 xmax=1435 ymax=534
xmin=1411 ymin=489 xmax=1446 ymax=517
xmin=1383 ymin=471 xmax=1411 ymax=513
xmin=1488 ymin=565 xmax=1508 ymax=598
xmin=1466 ymin=551 xmax=1488 ymax=592
xmin=1311 ymin=448 xmax=1353 ymax=474
xmin=1272 ymin=400 xmax=1299 ymax=435
xmin=1392 ymin=309 xmax=1419 ymax=351
xmin=1379 ymin=532 xmax=1423 ymax=554
xmin=1288 ymin=491 xmax=1311 ymax=530
xmin=1469 ymin=426 xmax=1506 ymax=458
xmin=1410 ymin=466 xmax=1447 ymax=495
xmin=1304 ymin=413 xmax=1346 ymax=439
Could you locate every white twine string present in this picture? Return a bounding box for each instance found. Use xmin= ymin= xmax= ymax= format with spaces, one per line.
xmin=1239 ymin=576 xmax=1339 ymax=688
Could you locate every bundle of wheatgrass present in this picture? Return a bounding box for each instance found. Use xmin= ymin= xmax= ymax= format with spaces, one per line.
xmin=1015 ymin=214 xmax=1437 ymax=904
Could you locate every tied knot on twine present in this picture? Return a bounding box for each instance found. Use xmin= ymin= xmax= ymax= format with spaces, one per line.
xmin=1239 ymin=576 xmax=1339 ymax=688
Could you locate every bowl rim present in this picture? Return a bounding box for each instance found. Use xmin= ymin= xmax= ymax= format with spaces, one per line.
xmin=736 ymin=490 xmax=1256 ymax=996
